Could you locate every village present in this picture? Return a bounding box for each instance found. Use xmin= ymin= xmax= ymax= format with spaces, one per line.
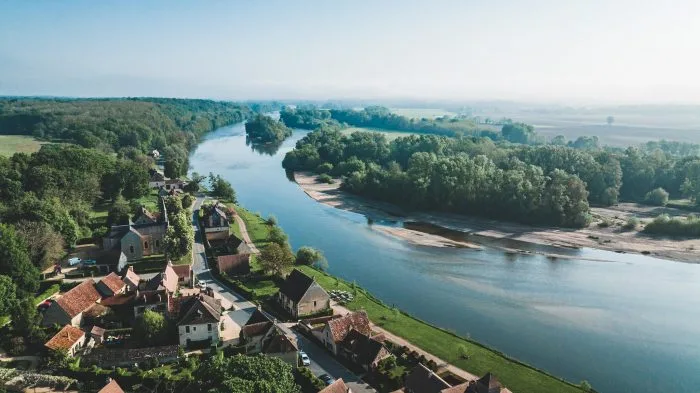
xmin=2 ymin=169 xmax=513 ymax=393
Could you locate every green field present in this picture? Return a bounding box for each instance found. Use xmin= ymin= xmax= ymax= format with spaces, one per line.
xmin=390 ymin=108 xmax=455 ymax=119
xmin=235 ymin=207 xmax=273 ymax=250
xmin=341 ymin=127 xmax=423 ymax=141
xmin=0 ymin=135 xmax=48 ymax=156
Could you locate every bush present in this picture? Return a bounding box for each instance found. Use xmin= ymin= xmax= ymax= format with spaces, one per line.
xmin=597 ymin=220 xmax=611 ymax=228
xmin=623 ymin=216 xmax=640 ymax=230
xmin=645 ymin=187 xmax=669 ymax=206
xmin=266 ymin=215 xmax=278 ymax=226
xmin=317 ymin=174 xmax=333 ymax=184
xmin=294 ymin=367 xmax=325 ymax=393
xmin=644 ymin=214 xmax=700 ymax=237
xmin=315 ymin=162 xmax=333 ymax=174
xmin=7 ymin=336 xmax=26 ymax=356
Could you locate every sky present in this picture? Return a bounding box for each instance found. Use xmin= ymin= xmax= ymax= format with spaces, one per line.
xmin=0 ymin=0 xmax=698 ymax=104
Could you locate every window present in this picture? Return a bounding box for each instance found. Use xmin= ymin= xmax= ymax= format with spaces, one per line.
xmin=130 ymin=245 xmax=134 ymax=254
xmin=186 ymin=326 xmax=190 ymax=333
xmin=314 ymin=300 xmax=317 ymax=307
xmin=156 ymin=240 xmax=160 ymax=248
xmin=208 ymin=324 xmax=212 ymax=332
xmin=144 ymin=241 xmax=149 ymax=249
xmin=193 ymin=326 xmax=196 ymax=332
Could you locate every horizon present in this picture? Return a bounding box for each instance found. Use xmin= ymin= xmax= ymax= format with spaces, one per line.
xmin=1 ymin=0 xmax=699 ymax=105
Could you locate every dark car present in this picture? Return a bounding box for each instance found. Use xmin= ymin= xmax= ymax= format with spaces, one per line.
xmin=319 ymin=374 xmax=336 ymax=386
xmin=37 ymin=299 xmax=53 ymax=311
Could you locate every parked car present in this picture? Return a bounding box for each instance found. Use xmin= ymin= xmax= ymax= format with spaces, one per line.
xmin=198 ymin=280 xmax=208 ymax=289
xmin=319 ymin=374 xmax=335 ymax=386
xmin=68 ymin=257 xmax=81 ymax=266
xmin=81 ymin=259 xmax=97 ymax=266
xmin=37 ymin=299 xmax=53 ymax=311
xmin=300 ymin=351 xmax=310 ymax=366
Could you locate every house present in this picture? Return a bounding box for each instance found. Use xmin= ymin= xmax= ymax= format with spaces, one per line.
xmin=440 ymin=373 xmax=512 ymax=393
xmin=201 ymin=202 xmax=230 ymax=234
xmin=144 ymin=262 xmax=179 ymax=294
xmin=169 ymin=262 xmax=192 ymax=287
xmin=102 ymin=198 xmax=168 ymax=262
xmin=207 ymin=233 xmax=251 ymax=255
xmin=148 ymin=169 xmax=165 ymax=188
xmin=319 ymin=379 xmax=353 ymax=393
xmin=217 ymin=254 xmax=251 ymax=275
xmin=99 ymin=379 xmax=125 ymax=393
xmin=90 ymin=326 xmax=106 ymax=344
xmin=261 ymin=330 xmax=299 ymax=368
xmin=404 ymin=363 xmax=451 ymax=393
xmin=319 ymin=311 xmax=371 ymax=355
xmin=133 ymin=206 xmax=159 ymax=225
xmin=339 ymin=330 xmax=391 ymax=371
xmin=95 ymin=272 xmax=126 ymax=298
xmin=176 ymin=293 xmax=223 ymax=347
xmin=94 ymin=249 xmax=128 ymax=274
xmin=122 ymin=266 xmax=141 ymax=292
xmin=133 ymin=291 xmax=168 ymax=317
xmin=276 ymin=269 xmax=331 ymax=318
xmin=45 ymin=325 xmax=86 ymax=357
xmin=164 ymin=178 xmax=187 ymax=191
xmin=42 ymin=280 xmax=101 ymax=327
xmin=239 ymin=309 xmax=299 ymax=367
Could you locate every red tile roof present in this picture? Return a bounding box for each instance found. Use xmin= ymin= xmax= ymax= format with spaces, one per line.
xmin=98 ymin=379 xmax=125 ymax=393
xmin=319 ymin=378 xmax=350 ymax=393
xmin=56 ymin=280 xmax=101 ymax=318
xmin=99 ymin=272 xmax=125 ymax=294
xmin=163 ymin=263 xmax=178 ymax=293
xmin=327 ymin=311 xmax=371 ymax=343
xmin=170 ymin=263 xmax=191 ymax=279
xmin=45 ymin=325 xmax=85 ymax=351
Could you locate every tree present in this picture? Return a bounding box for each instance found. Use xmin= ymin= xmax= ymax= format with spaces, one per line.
xmin=645 ymin=187 xmax=669 ymax=206
xmin=258 ymin=243 xmax=294 ymax=276
xmin=209 ymin=173 xmax=237 ymax=203
xmin=268 ymin=226 xmax=289 ymax=247
xmin=195 ymin=353 xmax=300 ymax=393
xmin=164 ymin=195 xmax=184 ymax=216
xmin=0 ymin=275 xmax=18 ymax=316
xmin=0 ymin=223 xmax=39 ymax=295
xmin=606 ymin=116 xmax=614 ymax=126
xmin=163 ymin=212 xmax=194 ymax=260
xmin=107 ymin=197 xmax=131 ymax=227
xmin=295 ymin=246 xmax=327 ymax=270
xmin=245 ymin=114 xmax=293 ymax=143
xmin=133 ymin=310 xmax=169 ymax=346
xmin=15 ymin=220 xmax=65 ymax=269
xmin=184 ymin=172 xmax=206 ymax=193
xmin=182 ymin=193 xmax=195 ymax=208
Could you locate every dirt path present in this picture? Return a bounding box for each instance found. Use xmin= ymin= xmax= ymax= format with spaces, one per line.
xmin=332 ymin=303 xmax=478 ymax=383
xmin=294 ymin=172 xmax=700 ymax=263
xmin=234 ymin=213 xmax=260 ymax=254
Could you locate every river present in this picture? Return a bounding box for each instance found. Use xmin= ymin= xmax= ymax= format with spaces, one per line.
xmin=189 ymin=123 xmax=700 ymax=393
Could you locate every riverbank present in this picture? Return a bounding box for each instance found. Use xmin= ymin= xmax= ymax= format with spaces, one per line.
xmin=294 ymin=172 xmax=700 ymax=263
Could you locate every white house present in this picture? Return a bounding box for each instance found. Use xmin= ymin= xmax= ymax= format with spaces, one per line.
xmin=45 ymin=325 xmax=87 ymax=357
xmin=176 ymin=294 xmax=223 ymax=347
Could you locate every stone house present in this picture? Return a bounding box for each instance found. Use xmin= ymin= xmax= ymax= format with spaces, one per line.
xmin=201 ymin=202 xmax=230 ymax=234
xmin=170 ymin=262 xmax=192 ymax=287
xmin=175 ymin=293 xmax=223 ymax=347
xmin=276 ymin=269 xmax=331 ymax=318
xmin=42 ymin=280 xmax=101 ymax=327
xmin=239 ymin=309 xmax=299 ymax=368
xmin=45 ymin=325 xmax=87 ymax=357
xmin=148 ymin=170 xmax=166 ymax=188
xmin=102 ymin=199 xmax=168 ymax=262
xmin=122 ymin=266 xmax=141 ymax=292
xmin=133 ymin=207 xmax=159 ymax=225
xmin=339 ymin=330 xmax=391 ymax=371
xmin=165 ymin=179 xmax=187 ymax=191
xmin=404 ymin=363 xmax=451 ymax=393
xmin=95 ymin=272 xmax=126 ymax=298
xmin=319 ymin=311 xmax=371 ymax=355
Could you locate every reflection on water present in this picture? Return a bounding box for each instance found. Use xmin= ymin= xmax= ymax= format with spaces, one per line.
xmin=190 ymin=123 xmax=700 ymax=393
xmin=246 ymin=136 xmax=284 ymax=156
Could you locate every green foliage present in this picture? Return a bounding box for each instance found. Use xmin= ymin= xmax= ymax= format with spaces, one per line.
xmin=265 ymin=214 xmax=278 ymax=226
xmin=280 ymin=106 xmax=334 ymax=130
xmin=645 ymin=187 xmax=669 ymax=206
xmin=317 ymin=174 xmax=333 ymax=184
xmin=580 ymin=380 xmax=593 ymax=392
xmin=163 ymin=212 xmax=194 ymax=260
xmin=194 ymin=353 xmax=300 ymax=393
xmin=0 ymin=275 xmax=18 ymax=316
xmin=644 ymin=214 xmax=700 ymax=237
xmin=315 ymin=162 xmax=334 ymax=174
xmin=164 ymin=195 xmax=184 ymax=216
xmin=295 ymin=366 xmax=325 ymax=392
xmin=181 ymin=193 xmax=195 ymax=209
xmin=258 ymin=243 xmax=294 ymax=276
xmin=107 ymin=197 xmax=131 ymax=227
xmin=295 ymin=246 xmax=328 ymax=270
xmin=0 ymin=224 xmax=39 ymax=295
xmin=209 ymin=173 xmax=237 ymax=203
xmin=502 ymin=122 xmax=538 ymax=144
xmin=268 ymin=226 xmax=289 ymax=247
xmin=623 ymin=216 xmax=640 ymax=230
xmin=245 ymin=114 xmax=293 ymax=143
xmin=15 ymin=220 xmax=65 ymax=269
xmin=133 ymin=310 xmax=169 ymax=346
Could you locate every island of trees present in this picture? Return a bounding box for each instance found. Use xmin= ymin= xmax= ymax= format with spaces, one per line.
xmin=244 ymin=114 xmax=292 ymax=143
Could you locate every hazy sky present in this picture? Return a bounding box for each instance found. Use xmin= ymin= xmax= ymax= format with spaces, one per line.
xmin=1 ymin=0 xmax=698 ymax=104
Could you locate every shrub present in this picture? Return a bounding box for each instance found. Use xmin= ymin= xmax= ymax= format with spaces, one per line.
xmin=597 ymin=220 xmax=611 ymax=228
xmin=317 ymin=174 xmax=333 ymax=184
xmin=644 ymin=187 xmax=669 ymax=206
xmin=644 ymin=214 xmax=700 ymax=237
xmin=315 ymin=162 xmax=334 ymax=174
xmin=266 ymin=215 xmax=278 ymax=226
xmin=623 ymin=216 xmax=640 ymax=230
xmin=7 ymin=336 xmax=26 ymax=356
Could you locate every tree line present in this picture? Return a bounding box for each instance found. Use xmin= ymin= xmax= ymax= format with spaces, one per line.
xmin=244 ymin=114 xmax=292 ymax=144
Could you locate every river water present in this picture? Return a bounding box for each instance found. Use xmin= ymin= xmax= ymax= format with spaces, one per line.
xmin=190 ymin=123 xmax=700 ymax=393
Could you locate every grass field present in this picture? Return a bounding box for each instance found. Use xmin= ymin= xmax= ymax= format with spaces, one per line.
xmin=0 ymin=135 xmax=48 ymax=156
xmin=341 ymin=127 xmax=423 ymax=141
xmin=235 ymin=207 xmax=273 ymax=250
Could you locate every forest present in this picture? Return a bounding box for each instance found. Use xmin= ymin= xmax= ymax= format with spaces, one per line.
xmin=244 ymin=114 xmax=292 ymax=143
xmin=282 ymin=124 xmax=700 ymax=229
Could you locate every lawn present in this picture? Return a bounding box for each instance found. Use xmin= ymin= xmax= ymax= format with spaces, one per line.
xmin=0 ymin=135 xmax=48 ymax=156
xmin=135 ymin=189 xmax=160 ymax=212
xmin=235 ymin=207 xmax=273 ymax=250
xmin=295 ymin=266 xmax=585 ymax=393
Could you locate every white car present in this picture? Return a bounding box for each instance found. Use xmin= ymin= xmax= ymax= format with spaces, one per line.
xmin=299 ymin=351 xmax=310 ymax=366
xmin=198 ymin=280 xmax=208 ymax=289
xmin=68 ymin=257 xmax=81 ymax=266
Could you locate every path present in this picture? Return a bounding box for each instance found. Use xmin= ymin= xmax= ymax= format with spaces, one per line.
xmin=332 ymin=303 xmax=478 ymax=382
xmin=233 ymin=213 xmax=260 ymax=254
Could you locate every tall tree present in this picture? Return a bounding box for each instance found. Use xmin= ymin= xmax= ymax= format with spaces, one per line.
xmin=258 ymin=243 xmax=294 ymax=276
xmin=15 ymin=220 xmax=65 ymax=269
xmin=0 ymin=223 xmax=39 ymax=295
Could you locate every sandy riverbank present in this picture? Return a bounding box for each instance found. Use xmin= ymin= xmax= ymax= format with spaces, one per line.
xmin=294 ymin=172 xmax=700 ymax=263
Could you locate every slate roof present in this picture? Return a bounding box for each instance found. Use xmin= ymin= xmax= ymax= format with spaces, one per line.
xmin=98 ymin=272 xmax=125 ymax=295
xmin=55 ymin=280 xmax=101 ymax=318
xmin=177 ymin=294 xmax=222 ymax=326
xmin=327 ymin=311 xmax=371 ymax=343
xmin=441 ymin=373 xmax=506 ymax=393
xmin=278 ymin=269 xmax=315 ymax=302
xmin=319 ymin=379 xmax=351 ymax=393
xmin=45 ymin=325 xmax=85 ymax=351
xmin=98 ymin=379 xmax=125 ymax=393
xmin=144 ymin=274 xmax=166 ymax=292
xmin=246 ymin=309 xmax=272 ymax=325
xmin=96 ymin=249 xmax=127 ymax=266
xmin=341 ymin=329 xmax=388 ymax=365
xmin=404 ymin=363 xmax=451 ymax=393
xmin=263 ymin=331 xmax=298 ymax=354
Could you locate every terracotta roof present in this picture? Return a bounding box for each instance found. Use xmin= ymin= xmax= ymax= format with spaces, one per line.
xmin=404 ymin=363 xmax=451 ymax=393
xmin=177 ymin=294 xmax=222 ymax=325
xmin=45 ymin=325 xmax=85 ymax=351
xmin=327 ymin=311 xmax=371 ymax=343
xmin=98 ymin=379 xmax=125 ymax=393
xmin=100 ymin=293 xmax=136 ymax=307
xmin=319 ymin=378 xmax=351 ymax=393
xmin=98 ymin=272 xmax=125 ymax=295
xmin=163 ymin=263 xmax=179 ymax=293
xmin=278 ymin=269 xmax=315 ymax=302
xmin=55 ymin=280 xmax=101 ymax=318
xmin=123 ymin=267 xmax=140 ymax=286
xmin=170 ymin=263 xmax=191 ymax=279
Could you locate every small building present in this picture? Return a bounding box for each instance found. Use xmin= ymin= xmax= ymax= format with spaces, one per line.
xmin=95 ymin=272 xmax=126 ymax=298
xmin=176 ymin=294 xmax=223 ymax=347
xmin=169 ymin=262 xmax=192 ymax=287
xmin=133 ymin=206 xmax=159 ymax=225
xmin=90 ymin=326 xmax=106 ymax=344
xmin=276 ymin=269 xmax=331 ymax=318
xmin=133 ymin=290 xmax=168 ymax=317
xmin=164 ymin=179 xmax=187 ymax=191
xmin=319 ymin=311 xmax=371 ymax=355
xmin=319 ymin=379 xmax=353 ymax=393
xmin=404 ymin=363 xmax=451 ymax=393
xmin=217 ymin=254 xmax=251 ymax=276
xmin=122 ymin=266 xmax=141 ymax=292
xmin=339 ymin=330 xmax=391 ymax=371
xmin=94 ymin=249 xmax=128 ymax=274
xmin=81 ymin=345 xmax=179 ymax=368
xmin=99 ymin=378 xmax=125 ymax=393
xmin=45 ymin=325 xmax=86 ymax=357
xmin=201 ymin=202 xmax=230 ymax=234
xmin=42 ymin=280 xmax=101 ymax=327
xmin=148 ymin=170 xmax=165 ymax=188
xmin=239 ymin=309 xmax=299 ymax=368
xmin=440 ymin=373 xmax=512 ymax=393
